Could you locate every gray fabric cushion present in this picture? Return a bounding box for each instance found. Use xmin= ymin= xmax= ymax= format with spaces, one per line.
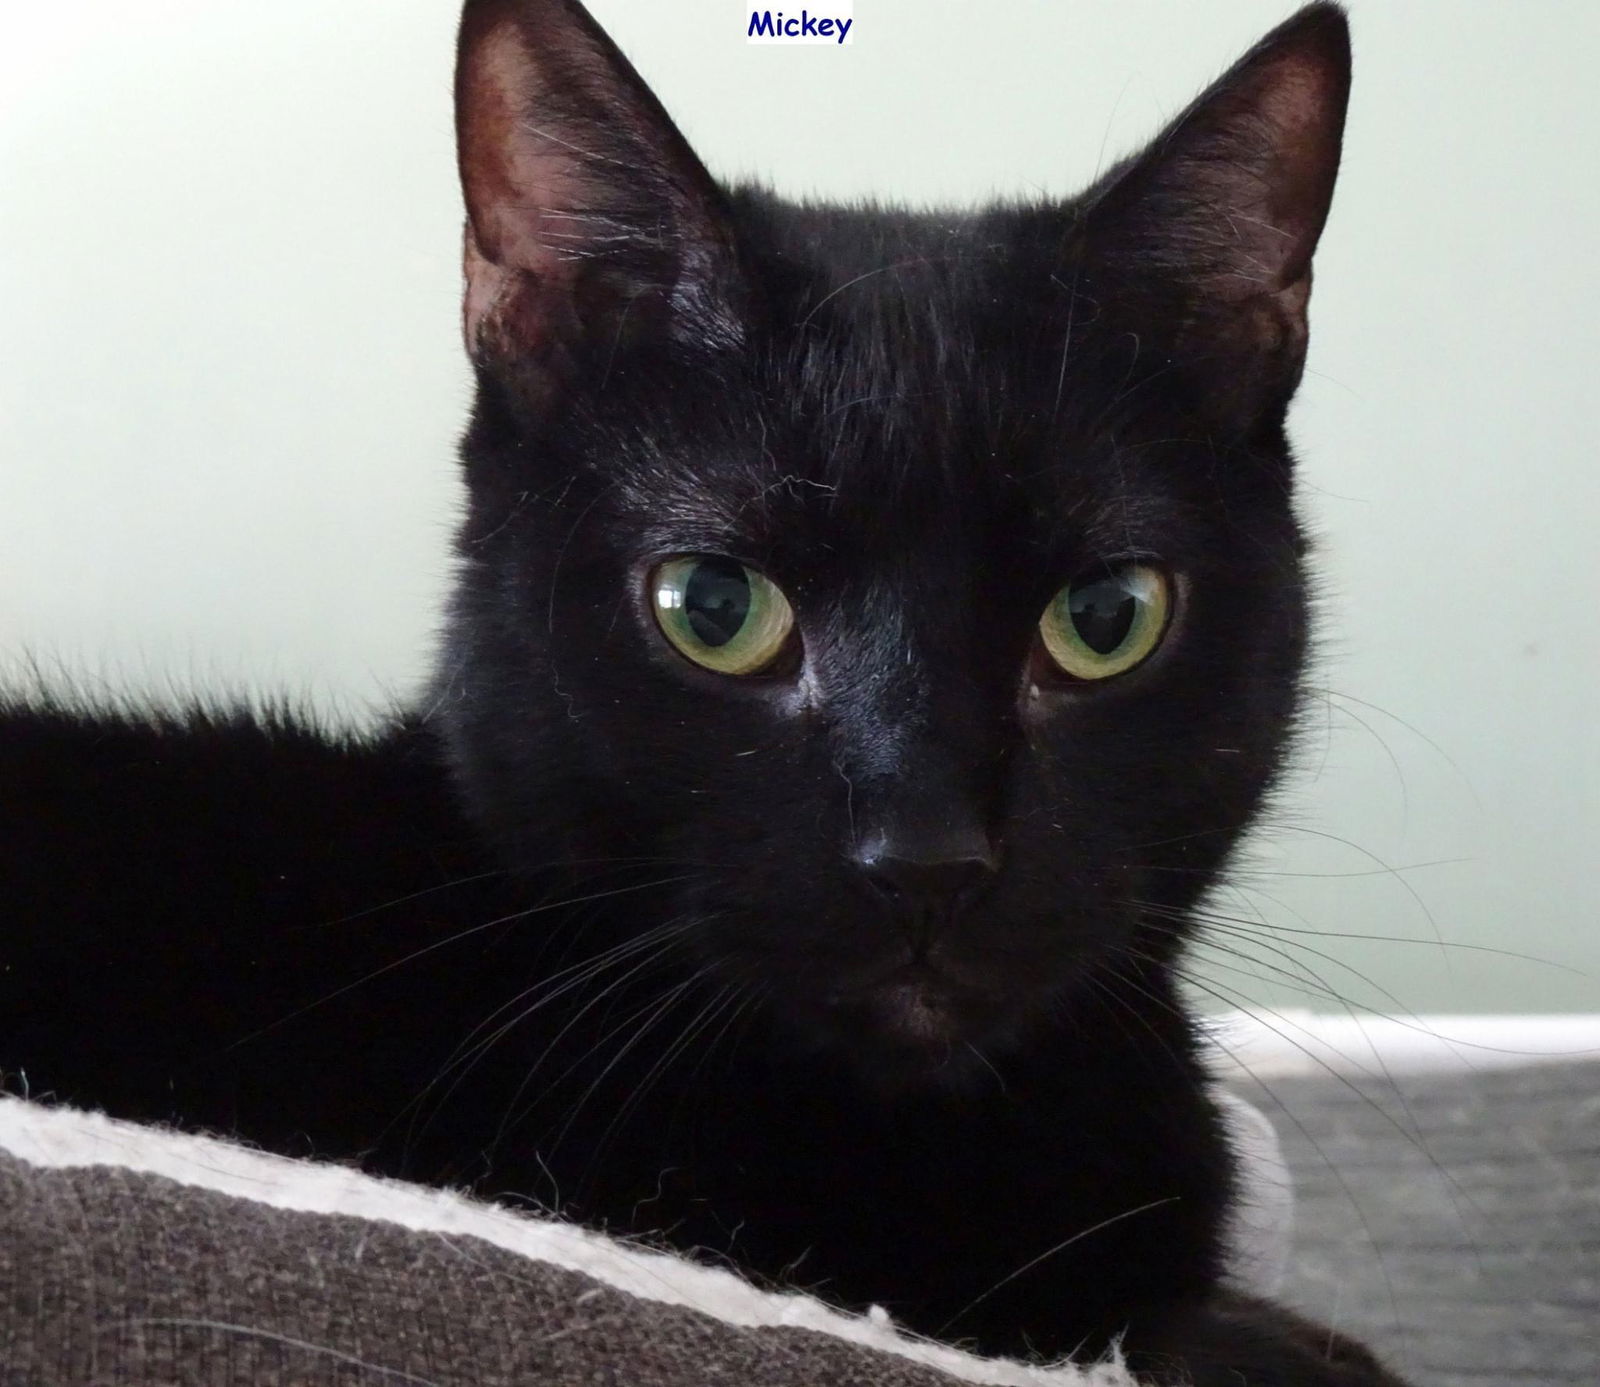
xmin=4 ymin=1061 xmax=1595 ymax=1385
xmin=0 ymin=1099 xmax=1128 ymax=1387
xmin=1 ymin=1159 xmax=986 ymax=1385
xmin=1257 ymin=1060 xmax=1600 ymax=1386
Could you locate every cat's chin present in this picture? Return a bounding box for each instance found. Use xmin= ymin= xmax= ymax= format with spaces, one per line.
xmin=805 ymin=961 xmax=1024 ymax=1091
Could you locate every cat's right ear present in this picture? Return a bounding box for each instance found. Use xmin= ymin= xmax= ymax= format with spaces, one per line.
xmin=456 ymin=0 xmax=743 ymax=389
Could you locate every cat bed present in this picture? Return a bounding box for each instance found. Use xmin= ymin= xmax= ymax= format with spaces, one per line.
xmin=3 ymin=1049 xmax=1595 ymax=1386
xmin=0 ymin=1097 xmax=1138 ymax=1387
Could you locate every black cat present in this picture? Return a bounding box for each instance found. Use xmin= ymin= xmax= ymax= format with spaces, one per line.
xmin=1 ymin=2 xmax=1410 ymax=1381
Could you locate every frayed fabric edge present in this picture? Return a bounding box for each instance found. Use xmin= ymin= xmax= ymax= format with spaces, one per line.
xmin=0 ymin=1096 xmax=1139 ymax=1387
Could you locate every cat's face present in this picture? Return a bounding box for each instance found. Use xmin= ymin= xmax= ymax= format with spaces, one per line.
xmin=439 ymin=0 xmax=1347 ymax=1085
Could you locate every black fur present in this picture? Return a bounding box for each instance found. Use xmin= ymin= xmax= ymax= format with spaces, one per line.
xmin=1 ymin=3 xmax=1408 ymax=1381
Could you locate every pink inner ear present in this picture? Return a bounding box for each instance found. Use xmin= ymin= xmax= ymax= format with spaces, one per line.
xmin=458 ymin=18 xmax=539 ymax=351
xmin=1252 ymin=53 xmax=1345 ymax=291
xmin=461 ymin=222 xmax=520 ymax=355
xmin=458 ymin=18 xmax=579 ymax=275
xmin=456 ymin=14 xmax=597 ymax=355
xmin=454 ymin=0 xmax=742 ymax=368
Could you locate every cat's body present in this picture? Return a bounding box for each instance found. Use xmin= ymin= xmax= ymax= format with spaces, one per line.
xmin=2 ymin=702 xmax=1229 ymax=1358
xmin=0 ymin=700 xmax=1360 ymax=1379
xmin=2 ymin=2 xmax=1410 ymax=1381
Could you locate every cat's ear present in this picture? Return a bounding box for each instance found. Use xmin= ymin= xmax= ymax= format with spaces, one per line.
xmin=1085 ymin=2 xmax=1350 ymax=431
xmin=455 ymin=0 xmax=743 ymax=387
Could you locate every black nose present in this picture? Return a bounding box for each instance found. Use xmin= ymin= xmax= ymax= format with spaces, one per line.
xmin=852 ymin=827 xmax=1000 ymax=918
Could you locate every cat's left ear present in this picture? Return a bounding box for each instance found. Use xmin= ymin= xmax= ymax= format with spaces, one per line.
xmin=456 ymin=0 xmax=743 ymax=390
xmin=1084 ymin=2 xmax=1350 ymax=432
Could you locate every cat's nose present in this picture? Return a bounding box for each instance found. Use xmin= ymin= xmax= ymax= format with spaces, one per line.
xmin=851 ymin=826 xmax=1000 ymax=920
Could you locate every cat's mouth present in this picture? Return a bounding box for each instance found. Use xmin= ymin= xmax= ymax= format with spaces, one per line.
xmin=819 ymin=961 xmax=1005 ymax=1066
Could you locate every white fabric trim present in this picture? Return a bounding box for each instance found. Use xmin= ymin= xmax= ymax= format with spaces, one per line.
xmin=1214 ymin=1090 xmax=1292 ymax=1298
xmin=0 ymin=1097 xmax=1136 ymax=1387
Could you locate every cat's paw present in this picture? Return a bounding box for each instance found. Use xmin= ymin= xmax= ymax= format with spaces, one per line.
xmin=1122 ymin=1292 xmax=1410 ymax=1386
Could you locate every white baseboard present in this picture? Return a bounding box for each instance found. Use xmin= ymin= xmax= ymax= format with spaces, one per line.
xmin=1204 ymin=1009 xmax=1600 ymax=1080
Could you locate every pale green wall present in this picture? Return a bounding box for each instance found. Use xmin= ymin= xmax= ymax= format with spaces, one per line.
xmin=2 ymin=2 xmax=1595 ymax=1016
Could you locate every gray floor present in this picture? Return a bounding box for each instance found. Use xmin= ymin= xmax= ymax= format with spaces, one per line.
xmin=1245 ymin=1061 xmax=1600 ymax=1385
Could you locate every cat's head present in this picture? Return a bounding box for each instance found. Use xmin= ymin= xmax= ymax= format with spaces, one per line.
xmin=436 ymin=0 xmax=1349 ymax=1086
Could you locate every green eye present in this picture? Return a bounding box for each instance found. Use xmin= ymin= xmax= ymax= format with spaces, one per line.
xmin=650 ymin=556 xmax=796 ymax=676
xmin=1039 ymin=564 xmax=1172 ymax=681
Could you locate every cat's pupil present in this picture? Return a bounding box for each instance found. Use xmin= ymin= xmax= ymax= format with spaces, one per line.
xmin=684 ymin=559 xmax=752 ymax=647
xmin=1068 ymin=577 xmax=1137 ymax=655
